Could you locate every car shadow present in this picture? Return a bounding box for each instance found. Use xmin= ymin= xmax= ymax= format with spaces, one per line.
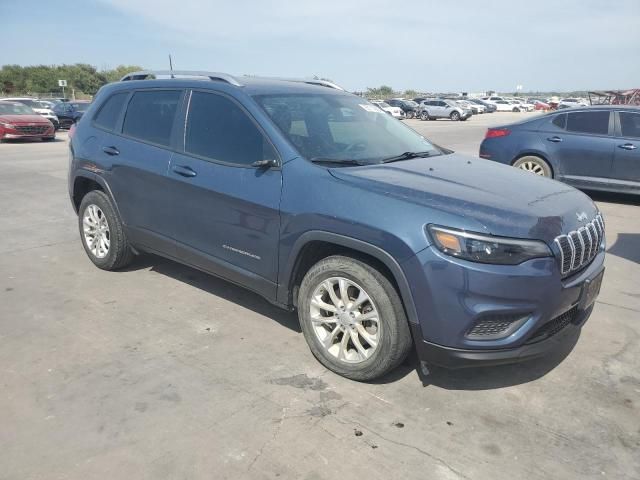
xmin=374 ymin=330 xmax=580 ymax=390
xmin=607 ymin=233 xmax=640 ymax=264
xmin=586 ymin=190 xmax=640 ymax=206
xmin=0 ymin=137 xmax=64 ymax=144
xmin=121 ymin=254 xmax=301 ymax=333
xmin=121 ymin=254 xmax=580 ymax=389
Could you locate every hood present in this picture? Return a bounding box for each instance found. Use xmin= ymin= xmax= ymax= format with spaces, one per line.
xmin=0 ymin=114 xmax=52 ymax=124
xmin=329 ymin=153 xmax=598 ymax=244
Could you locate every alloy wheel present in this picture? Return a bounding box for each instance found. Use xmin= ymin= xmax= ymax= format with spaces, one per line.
xmin=518 ymin=160 xmax=546 ymax=176
xmin=83 ymin=204 xmax=110 ymax=258
xmin=309 ymin=277 xmax=380 ymax=364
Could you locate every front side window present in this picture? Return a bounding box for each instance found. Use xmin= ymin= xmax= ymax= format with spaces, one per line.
xmin=619 ymin=112 xmax=640 ymax=139
xmin=93 ymin=92 xmax=128 ymax=131
xmin=122 ymin=90 xmax=181 ymax=147
xmin=185 ymin=91 xmax=275 ymax=166
xmin=566 ymin=111 xmax=609 ymax=135
xmin=254 ymin=93 xmax=439 ymax=164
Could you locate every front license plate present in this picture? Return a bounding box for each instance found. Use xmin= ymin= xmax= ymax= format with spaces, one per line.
xmin=581 ymin=269 xmax=604 ymax=309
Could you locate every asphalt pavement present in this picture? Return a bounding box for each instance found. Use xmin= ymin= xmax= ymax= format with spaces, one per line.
xmin=1 ymin=113 xmax=639 ymax=480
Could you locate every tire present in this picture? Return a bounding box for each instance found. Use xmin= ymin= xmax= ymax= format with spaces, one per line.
xmin=78 ymin=190 xmax=135 ymax=270
xmin=406 ymin=111 xmax=415 ymax=119
xmin=513 ymin=156 xmax=553 ymax=178
xmin=513 ymin=107 xmax=520 ymax=113
xmin=297 ymin=255 xmax=412 ymax=381
xmin=450 ymin=111 xmax=461 ymax=121
xmin=419 ymin=111 xmax=429 ymax=121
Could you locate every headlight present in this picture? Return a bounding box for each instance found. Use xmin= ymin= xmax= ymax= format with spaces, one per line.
xmin=427 ymin=225 xmax=552 ymax=265
xmin=0 ymin=122 xmax=14 ymax=129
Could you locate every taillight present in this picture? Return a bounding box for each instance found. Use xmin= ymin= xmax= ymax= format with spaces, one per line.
xmin=69 ymin=123 xmax=76 ymax=139
xmin=485 ymin=128 xmax=511 ymax=139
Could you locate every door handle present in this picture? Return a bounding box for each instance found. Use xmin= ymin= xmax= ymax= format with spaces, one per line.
xmin=618 ymin=143 xmax=637 ymax=151
xmin=102 ymin=146 xmax=120 ymax=156
xmin=172 ymin=165 xmax=197 ymax=178
xmin=547 ymin=136 xmax=563 ymax=143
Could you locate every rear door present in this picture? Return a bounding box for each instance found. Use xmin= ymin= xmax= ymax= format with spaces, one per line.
xmin=540 ymin=110 xmax=616 ymax=185
xmin=166 ymin=90 xmax=282 ymax=298
xmin=106 ymin=89 xmax=184 ymax=253
xmin=612 ymin=111 xmax=640 ymax=185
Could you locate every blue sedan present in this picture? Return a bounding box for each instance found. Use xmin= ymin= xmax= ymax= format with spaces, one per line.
xmin=479 ymin=105 xmax=640 ymax=194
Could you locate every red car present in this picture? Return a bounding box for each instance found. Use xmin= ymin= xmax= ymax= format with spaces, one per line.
xmin=0 ymin=101 xmax=55 ymax=141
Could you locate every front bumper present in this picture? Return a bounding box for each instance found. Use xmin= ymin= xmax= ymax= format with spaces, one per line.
xmin=410 ymin=304 xmax=593 ymax=368
xmin=402 ymin=244 xmax=605 ymax=368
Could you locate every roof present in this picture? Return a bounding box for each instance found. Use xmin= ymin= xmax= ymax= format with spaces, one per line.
xmin=116 ymin=70 xmax=348 ymax=96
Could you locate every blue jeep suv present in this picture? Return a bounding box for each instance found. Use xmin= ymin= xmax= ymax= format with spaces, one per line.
xmin=68 ymin=71 xmax=605 ymax=380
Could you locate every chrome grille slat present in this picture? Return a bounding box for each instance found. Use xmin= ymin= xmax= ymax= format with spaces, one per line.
xmin=555 ymin=214 xmax=605 ymax=276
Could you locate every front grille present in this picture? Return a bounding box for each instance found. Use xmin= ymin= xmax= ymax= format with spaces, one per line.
xmin=466 ymin=314 xmax=528 ymax=340
xmin=554 ymin=214 xmax=604 ymax=276
xmin=14 ymin=125 xmax=50 ymax=135
xmin=525 ymin=306 xmax=578 ymax=344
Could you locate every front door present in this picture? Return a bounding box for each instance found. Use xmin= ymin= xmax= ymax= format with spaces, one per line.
xmin=541 ymin=110 xmax=616 ymax=184
xmin=167 ymin=90 xmax=282 ymax=298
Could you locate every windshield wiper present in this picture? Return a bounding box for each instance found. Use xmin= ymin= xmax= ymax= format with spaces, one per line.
xmin=381 ymin=151 xmax=435 ymax=163
xmin=310 ymin=158 xmax=367 ymax=166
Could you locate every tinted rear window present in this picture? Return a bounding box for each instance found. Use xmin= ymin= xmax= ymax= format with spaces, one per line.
xmin=620 ymin=112 xmax=640 ymax=138
xmin=122 ymin=90 xmax=181 ymax=147
xmin=93 ymin=92 xmax=128 ymax=131
xmin=566 ymin=111 xmax=609 ymax=135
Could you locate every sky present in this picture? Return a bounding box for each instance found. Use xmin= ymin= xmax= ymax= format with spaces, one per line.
xmin=3 ymin=0 xmax=640 ymax=93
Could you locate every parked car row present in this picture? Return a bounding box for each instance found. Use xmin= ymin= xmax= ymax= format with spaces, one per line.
xmin=0 ymin=101 xmax=57 ymax=141
xmin=0 ymin=96 xmax=91 ymax=132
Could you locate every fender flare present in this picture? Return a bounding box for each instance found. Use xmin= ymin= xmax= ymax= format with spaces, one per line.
xmin=278 ymin=231 xmax=419 ymax=325
xmin=71 ymin=170 xmax=122 ymax=220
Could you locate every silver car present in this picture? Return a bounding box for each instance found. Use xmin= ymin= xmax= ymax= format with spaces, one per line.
xmin=418 ymin=99 xmax=472 ymax=121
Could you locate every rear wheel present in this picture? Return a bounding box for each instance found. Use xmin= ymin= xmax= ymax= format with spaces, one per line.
xmin=450 ymin=111 xmax=461 ymax=121
xmin=406 ymin=111 xmax=415 ymax=119
xmin=298 ymin=256 xmax=412 ymax=381
xmin=513 ymin=156 xmax=552 ymax=178
xmin=513 ymin=107 xmax=521 ymax=112
xmin=78 ymin=190 xmax=135 ymax=270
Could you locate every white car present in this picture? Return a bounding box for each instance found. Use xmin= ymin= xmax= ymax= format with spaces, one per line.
xmin=481 ymin=96 xmax=506 ymax=104
xmin=370 ymin=100 xmax=405 ymax=119
xmin=558 ymin=98 xmax=588 ymax=109
xmin=510 ymin=99 xmax=534 ymax=112
xmin=3 ymin=97 xmax=59 ymax=128
xmin=492 ymin=100 xmax=523 ymax=112
xmin=456 ymin=100 xmax=485 ymax=114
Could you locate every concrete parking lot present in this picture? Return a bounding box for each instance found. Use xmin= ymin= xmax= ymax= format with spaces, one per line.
xmin=1 ymin=113 xmax=639 ymax=480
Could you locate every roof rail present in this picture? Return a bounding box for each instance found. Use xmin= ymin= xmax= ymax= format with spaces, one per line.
xmin=120 ymin=70 xmax=243 ymax=87
xmin=269 ymin=77 xmax=345 ymax=91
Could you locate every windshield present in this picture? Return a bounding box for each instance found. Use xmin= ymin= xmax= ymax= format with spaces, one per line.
xmin=71 ymin=102 xmax=90 ymax=111
xmin=404 ymin=100 xmax=418 ymax=107
xmin=0 ymin=102 xmax=35 ymax=115
xmin=254 ymin=93 xmax=440 ymax=164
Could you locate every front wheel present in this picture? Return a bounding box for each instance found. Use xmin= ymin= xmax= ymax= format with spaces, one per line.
xmin=406 ymin=111 xmax=415 ymax=119
xmin=450 ymin=111 xmax=461 ymax=121
xmin=420 ymin=111 xmax=430 ymax=121
xmin=513 ymin=156 xmax=552 ymax=178
xmin=298 ymin=256 xmax=412 ymax=381
xmin=513 ymin=107 xmax=521 ymax=112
